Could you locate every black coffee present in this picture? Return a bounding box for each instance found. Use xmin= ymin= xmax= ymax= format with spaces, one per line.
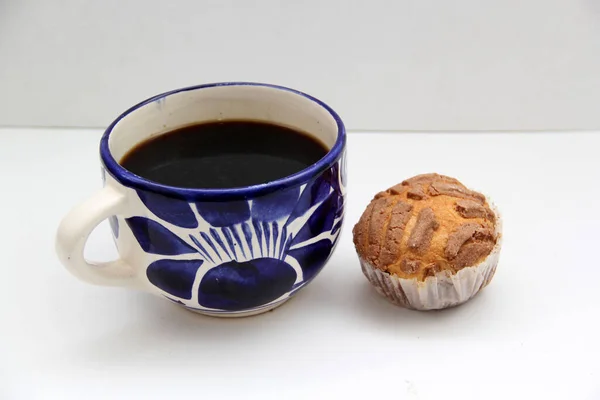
xmin=120 ymin=120 xmax=328 ymax=189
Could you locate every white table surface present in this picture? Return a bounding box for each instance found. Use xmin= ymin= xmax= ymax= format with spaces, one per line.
xmin=1 ymin=128 xmax=599 ymax=400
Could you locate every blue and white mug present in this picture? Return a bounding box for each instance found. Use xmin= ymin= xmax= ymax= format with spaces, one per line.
xmin=56 ymin=83 xmax=346 ymax=317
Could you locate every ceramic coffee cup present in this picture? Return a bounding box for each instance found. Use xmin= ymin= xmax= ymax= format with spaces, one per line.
xmin=55 ymin=82 xmax=346 ymax=317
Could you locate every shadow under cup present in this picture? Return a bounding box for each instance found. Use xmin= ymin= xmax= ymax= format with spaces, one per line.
xmin=99 ymin=83 xmax=347 ymax=317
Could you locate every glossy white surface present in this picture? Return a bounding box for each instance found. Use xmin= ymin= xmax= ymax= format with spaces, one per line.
xmin=1 ymin=128 xmax=599 ymax=399
xmin=109 ymin=84 xmax=339 ymax=159
xmin=3 ymin=1 xmax=600 ymax=131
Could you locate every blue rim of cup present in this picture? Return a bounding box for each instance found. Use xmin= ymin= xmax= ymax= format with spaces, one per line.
xmin=100 ymin=82 xmax=346 ymax=201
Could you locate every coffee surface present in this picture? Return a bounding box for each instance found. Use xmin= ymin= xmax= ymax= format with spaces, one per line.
xmin=120 ymin=120 xmax=328 ymax=189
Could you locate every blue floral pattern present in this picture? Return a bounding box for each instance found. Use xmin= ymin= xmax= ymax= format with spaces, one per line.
xmin=124 ymin=154 xmax=346 ymax=313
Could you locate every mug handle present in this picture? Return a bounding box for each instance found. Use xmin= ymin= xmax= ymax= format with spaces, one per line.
xmin=56 ymin=185 xmax=137 ymax=287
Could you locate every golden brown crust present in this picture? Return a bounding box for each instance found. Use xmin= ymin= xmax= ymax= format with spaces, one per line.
xmin=423 ymin=261 xmax=442 ymax=278
xmin=379 ymin=201 xmax=413 ymax=266
xmin=366 ymin=196 xmax=396 ymax=266
xmin=407 ymin=184 xmax=427 ymax=200
xmin=400 ymin=259 xmax=421 ymax=274
xmin=402 ymin=173 xmax=460 ymax=186
xmin=445 ymin=223 xmax=492 ymax=259
xmin=455 ymin=199 xmax=495 ymax=222
xmin=429 ymin=181 xmax=486 ymax=204
xmin=407 ymin=207 xmax=439 ymax=254
xmin=387 ymin=183 xmax=406 ymax=196
xmin=352 ymin=200 xmax=374 ymax=257
xmin=451 ymin=242 xmax=495 ymax=270
xmin=353 ymin=173 xmax=497 ymax=281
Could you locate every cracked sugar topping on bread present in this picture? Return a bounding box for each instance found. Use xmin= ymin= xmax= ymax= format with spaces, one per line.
xmin=353 ymin=173 xmax=498 ymax=281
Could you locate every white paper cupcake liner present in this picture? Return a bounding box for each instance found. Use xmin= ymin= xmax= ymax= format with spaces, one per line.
xmin=359 ymin=202 xmax=502 ymax=311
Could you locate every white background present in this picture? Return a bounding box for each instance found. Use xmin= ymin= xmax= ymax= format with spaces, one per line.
xmin=1 ymin=129 xmax=599 ymax=399
xmin=2 ymin=2 xmax=600 ymax=398
xmin=2 ymin=0 xmax=600 ymax=131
